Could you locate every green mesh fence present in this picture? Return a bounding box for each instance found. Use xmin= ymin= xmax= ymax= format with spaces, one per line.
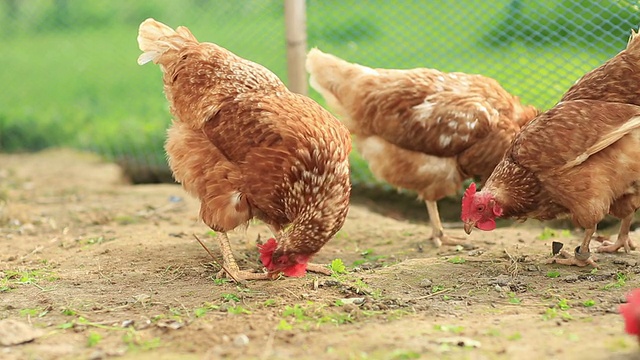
xmin=1 ymin=0 xmax=639 ymax=184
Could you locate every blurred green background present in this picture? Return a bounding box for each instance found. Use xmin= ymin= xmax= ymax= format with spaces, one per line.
xmin=1 ymin=0 xmax=639 ymax=186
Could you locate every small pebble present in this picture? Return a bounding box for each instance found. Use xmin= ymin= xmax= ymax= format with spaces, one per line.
xmin=489 ymin=275 xmax=510 ymax=287
xmin=233 ymin=334 xmax=249 ymax=347
xmin=419 ymin=279 xmax=432 ymax=288
xmin=613 ymin=258 xmax=637 ymax=267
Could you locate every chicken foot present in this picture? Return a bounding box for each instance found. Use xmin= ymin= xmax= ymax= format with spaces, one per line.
xmin=215 ymin=232 xmax=270 ymax=282
xmin=426 ymin=201 xmax=473 ymax=248
xmin=595 ymin=214 xmax=637 ymax=254
xmin=547 ymin=227 xmax=597 ymax=267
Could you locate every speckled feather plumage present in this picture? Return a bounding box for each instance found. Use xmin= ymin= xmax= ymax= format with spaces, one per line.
xmin=306 ymin=49 xmax=538 ymax=202
xmin=139 ymin=19 xmax=351 ymax=261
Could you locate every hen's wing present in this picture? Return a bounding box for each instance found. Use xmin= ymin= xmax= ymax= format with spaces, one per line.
xmin=202 ymin=93 xmax=350 ymax=222
xmin=511 ymin=100 xmax=640 ymax=173
xmin=357 ymin=84 xmax=500 ymax=157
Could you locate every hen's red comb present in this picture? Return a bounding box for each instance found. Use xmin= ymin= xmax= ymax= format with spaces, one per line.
xmin=461 ymin=183 xmax=477 ymax=220
xmin=257 ymin=238 xmax=308 ymax=277
xmin=258 ymin=238 xmax=278 ymax=270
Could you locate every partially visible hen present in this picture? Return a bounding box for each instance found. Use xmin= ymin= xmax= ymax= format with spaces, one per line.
xmin=462 ymin=29 xmax=640 ymax=266
xmin=306 ymin=49 xmax=538 ymax=247
xmin=137 ymin=19 xmax=351 ymax=281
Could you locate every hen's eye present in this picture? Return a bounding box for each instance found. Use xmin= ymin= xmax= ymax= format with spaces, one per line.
xmin=476 ymin=205 xmax=485 ymax=212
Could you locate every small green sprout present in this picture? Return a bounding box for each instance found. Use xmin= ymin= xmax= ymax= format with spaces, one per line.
xmin=557 ymin=299 xmax=570 ymax=310
xmin=448 ymin=256 xmax=466 ymax=264
xmin=508 ymin=292 xmax=522 ymax=304
xmin=329 ymin=259 xmax=347 ymax=275
xmin=227 ymin=305 xmax=251 ymax=315
xmin=546 ymin=270 xmax=561 ymax=278
xmin=87 ymin=332 xmax=102 ymax=347
xmin=222 ymin=293 xmax=240 ymax=302
xmin=277 ymin=319 xmax=293 ymax=331
xmin=582 ymin=299 xmax=596 ymax=307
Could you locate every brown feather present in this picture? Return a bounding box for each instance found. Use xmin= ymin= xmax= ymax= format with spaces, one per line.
xmin=140 ymin=19 xmax=351 ymax=261
xmin=306 ymin=48 xmax=537 ymax=201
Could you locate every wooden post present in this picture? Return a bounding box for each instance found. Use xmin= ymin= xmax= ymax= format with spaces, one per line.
xmin=284 ymin=0 xmax=307 ymax=95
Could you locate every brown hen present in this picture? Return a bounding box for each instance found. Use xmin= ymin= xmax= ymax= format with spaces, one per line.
xmin=306 ymin=49 xmax=538 ymax=247
xmin=137 ymin=19 xmax=351 ymax=281
xmin=462 ymin=29 xmax=640 ymax=266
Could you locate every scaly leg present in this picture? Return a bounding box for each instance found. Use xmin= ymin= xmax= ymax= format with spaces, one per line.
xmin=425 ymin=200 xmax=470 ymax=248
xmin=547 ymin=227 xmax=597 ymax=267
xmin=595 ymin=214 xmax=637 ymax=254
xmin=215 ymin=232 xmax=270 ymax=282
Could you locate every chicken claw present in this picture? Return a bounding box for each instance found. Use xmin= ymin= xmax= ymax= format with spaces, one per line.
xmin=595 ymin=235 xmax=637 ymax=253
xmin=215 ymin=233 xmax=269 ymax=282
xmin=546 ymin=249 xmax=597 ymax=267
xmin=431 ymin=232 xmax=476 ymax=249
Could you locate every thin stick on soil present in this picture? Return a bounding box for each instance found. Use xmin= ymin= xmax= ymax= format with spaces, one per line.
xmin=408 ymin=287 xmax=452 ymax=301
xmin=192 ymin=234 xmax=241 ymax=284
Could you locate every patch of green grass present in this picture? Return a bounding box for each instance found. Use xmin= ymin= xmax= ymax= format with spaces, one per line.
xmin=329 ymin=258 xmax=347 ymax=275
xmin=582 ymin=299 xmax=596 ymax=307
xmin=447 ymin=256 xmax=466 ymax=264
xmin=193 ymin=302 xmax=220 ymax=318
xmin=1 ymin=269 xmax=58 ymax=291
xmin=546 ymin=270 xmax=561 ymax=278
xmin=433 ymin=324 xmax=465 ymax=334
xmin=19 ymin=307 xmax=49 ymax=318
xmin=390 ymin=350 xmax=421 ymax=360
xmin=557 ymin=298 xmax=570 ymax=311
xmin=61 ymin=308 xmax=77 ymax=316
xmin=114 ymin=215 xmax=140 ymax=225
xmin=604 ymin=272 xmax=628 ymax=290
xmin=507 ymin=332 xmax=522 ymax=341
xmin=431 ymin=284 xmax=446 ymax=293
xmin=87 ymin=332 xmax=102 ymax=347
xmin=213 ymin=278 xmax=229 ymax=286
xmin=227 ymin=305 xmax=251 ymax=315
xmin=542 ymin=307 xmax=558 ymax=321
xmin=507 ymin=292 xmax=522 ymax=304
xmin=277 ymin=319 xmax=293 ymax=331
xmin=537 ymin=227 xmax=571 ymax=241
xmin=221 ymin=293 xmax=240 ymax=302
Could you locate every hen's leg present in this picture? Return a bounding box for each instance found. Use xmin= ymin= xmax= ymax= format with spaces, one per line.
xmin=216 ymin=232 xmax=269 ymax=282
xmin=547 ymin=227 xmax=597 ymax=267
xmin=596 ymin=214 xmax=637 ymax=253
xmin=426 ymin=200 xmax=469 ymax=247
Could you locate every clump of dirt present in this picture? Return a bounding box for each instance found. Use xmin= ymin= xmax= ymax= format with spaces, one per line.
xmin=0 ymin=149 xmax=638 ymax=360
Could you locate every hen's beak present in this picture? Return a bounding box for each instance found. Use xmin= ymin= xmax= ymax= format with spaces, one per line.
xmin=463 ymin=221 xmax=475 ymax=235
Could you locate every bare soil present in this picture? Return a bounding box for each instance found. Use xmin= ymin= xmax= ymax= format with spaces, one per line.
xmin=0 ymin=149 xmax=639 ymax=360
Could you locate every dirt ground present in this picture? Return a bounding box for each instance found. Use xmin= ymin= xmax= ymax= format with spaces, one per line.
xmin=0 ymin=149 xmax=639 ymax=360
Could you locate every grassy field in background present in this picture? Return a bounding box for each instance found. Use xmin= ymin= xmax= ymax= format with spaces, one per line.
xmin=0 ymin=0 xmax=637 ymax=185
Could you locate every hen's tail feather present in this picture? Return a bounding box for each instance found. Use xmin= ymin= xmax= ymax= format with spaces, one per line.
xmin=561 ymin=115 xmax=640 ymax=170
xmin=306 ymin=48 xmax=372 ymax=117
xmin=137 ymin=18 xmax=198 ymax=65
xmin=626 ymin=28 xmax=640 ymax=55
xmin=306 ymin=48 xmax=372 ymax=95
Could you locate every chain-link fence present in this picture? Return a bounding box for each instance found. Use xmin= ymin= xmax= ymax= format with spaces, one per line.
xmin=1 ymin=0 xmax=639 ymax=183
